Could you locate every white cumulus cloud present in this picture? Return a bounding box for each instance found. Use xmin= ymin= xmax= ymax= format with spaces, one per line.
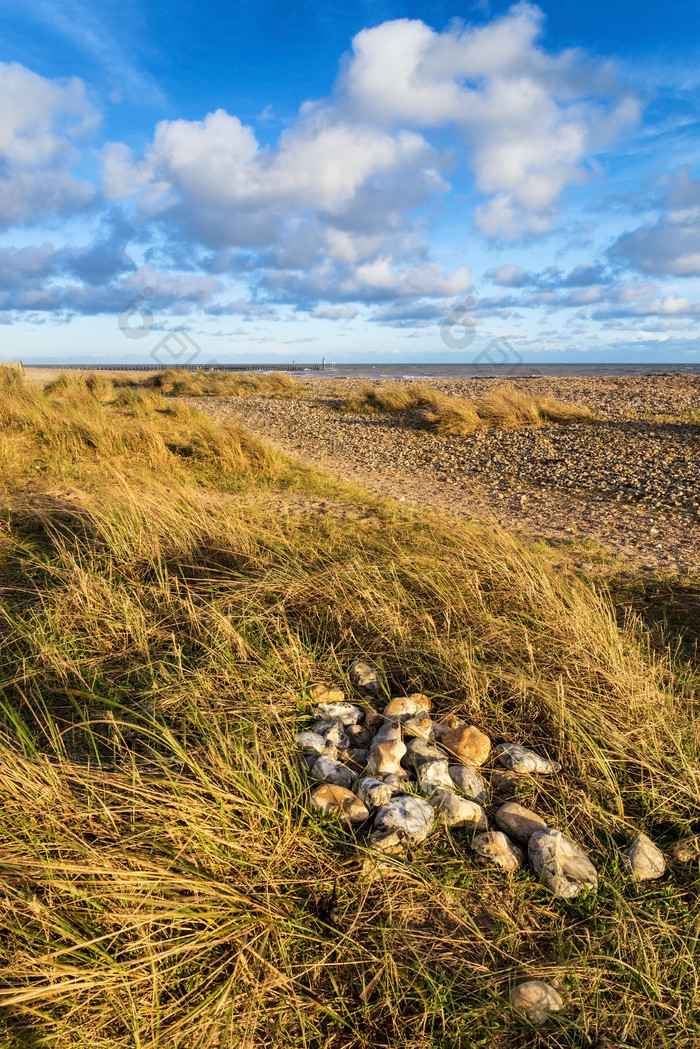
xmin=0 ymin=61 xmax=98 ymax=228
xmin=341 ymin=4 xmax=640 ymax=238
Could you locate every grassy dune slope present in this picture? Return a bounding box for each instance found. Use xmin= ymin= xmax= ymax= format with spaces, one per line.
xmin=0 ymin=369 xmax=697 ymax=1049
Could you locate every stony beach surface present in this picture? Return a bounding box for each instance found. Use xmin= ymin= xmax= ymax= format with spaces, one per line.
xmin=191 ymin=373 xmax=700 ymax=574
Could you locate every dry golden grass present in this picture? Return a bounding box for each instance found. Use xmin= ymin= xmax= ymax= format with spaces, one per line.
xmin=0 ymin=369 xmax=696 ymax=1048
xmin=341 ymin=382 xmax=596 ymax=433
xmin=114 ymin=367 xmax=303 ymax=397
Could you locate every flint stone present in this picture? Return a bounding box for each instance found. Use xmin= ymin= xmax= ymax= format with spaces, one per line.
xmin=368 ymin=739 xmax=407 ymax=776
xmin=380 ymin=771 xmax=412 ymax=789
xmin=440 ymin=724 xmax=491 ymax=767
xmin=417 ymin=759 xmax=454 ymax=793
xmin=495 ymin=802 xmax=548 ymax=844
xmin=310 ymin=754 xmax=355 ymax=789
xmin=350 ymin=659 xmax=381 ymax=694
xmin=472 ymin=831 xmax=523 ymax=871
xmin=340 ymin=748 xmax=369 ymax=772
xmin=311 ymin=684 xmax=345 ymax=705
xmin=671 ymin=838 xmax=700 ymax=863
xmin=366 ymin=830 xmax=405 ymax=855
xmin=313 ymin=702 xmax=363 ymax=725
xmin=405 ymin=738 xmax=446 ymax=768
xmin=310 ymin=784 xmax=369 ymax=823
xmin=494 ymin=742 xmax=562 ymax=775
xmin=294 ymin=730 xmax=337 ymax=761
xmin=357 ymin=776 xmax=394 ymax=809
xmin=528 ymin=829 xmax=598 ymax=898
xmin=384 ymin=694 xmax=431 ymax=720
xmin=403 ymin=712 xmax=435 ymax=740
xmin=312 ymin=719 xmax=350 ymax=751
xmin=373 ymin=722 xmax=402 ymax=744
xmin=510 ymin=981 xmax=564 ymax=1025
xmin=431 ymin=715 xmax=460 ymax=740
xmin=448 ymin=765 xmax=488 ymax=803
xmin=622 ymin=833 xmax=666 ymax=881
xmin=346 ymin=723 xmax=373 ymax=746
xmin=429 ymin=790 xmax=487 ymax=831
xmin=370 ymin=795 xmax=435 ymax=849
xmin=362 ymin=706 xmax=383 ymax=731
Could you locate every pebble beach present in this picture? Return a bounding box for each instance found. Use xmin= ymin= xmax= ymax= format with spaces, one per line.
xmin=191 ymin=372 xmax=700 ymax=573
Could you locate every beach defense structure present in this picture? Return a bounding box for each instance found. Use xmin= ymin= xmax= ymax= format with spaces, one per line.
xmin=31 ymin=362 xmax=329 ymax=372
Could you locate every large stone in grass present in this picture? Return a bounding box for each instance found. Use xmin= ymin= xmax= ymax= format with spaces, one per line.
xmin=309 ymin=754 xmax=355 ymax=789
xmin=440 ymin=724 xmax=491 ymax=767
xmin=313 ymin=701 xmax=364 ymax=725
xmin=370 ymin=795 xmax=435 ymax=850
xmin=350 ymin=659 xmax=381 ymax=694
xmin=448 ymin=765 xmax=488 ymax=803
xmin=312 ymin=719 xmax=350 ymax=751
xmin=380 ymin=772 xmax=413 ymax=790
xmin=357 ymin=776 xmax=394 ymax=810
xmin=310 ymin=683 xmax=346 ymax=705
xmin=622 ymin=833 xmax=666 ymax=881
xmin=310 ymin=784 xmax=369 ymax=823
xmin=346 ymin=723 xmax=374 ymax=747
xmin=472 ymin=831 xmax=523 ymax=871
xmin=373 ymin=721 xmax=402 ymax=744
xmin=416 ymin=759 xmax=454 ymax=793
xmin=495 ymin=802 xmax=548 ymax=844
xmin=405 ymin=737 xmax=446 ymax=768
xmin=294 ymin=730 xmax=337 ymax=761
xmin=429 ymin=790 xmax=487 ymax=831
xmin=528 ymin=829 xmax=598 ymax=899
xmin=384 ymin=694 xmax=431 ymax=720
xmin=494 ymin=742 xmax=561 ymax=775
xmin=368 ymin=739 xmax=407 ymax=776
xmin=402 ymin=712 xmax=435 ymax=740
xmin=510 ymin=981 xmax=563 ymax=1024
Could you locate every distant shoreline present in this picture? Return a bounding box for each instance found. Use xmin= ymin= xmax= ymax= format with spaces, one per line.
xmin=13 ymin=361 xmax=700 ymax=382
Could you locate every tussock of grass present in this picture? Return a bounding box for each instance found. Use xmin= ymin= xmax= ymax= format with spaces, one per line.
xmin=115 ymin=366 xmax=303 ymax=397
xmin=0 ymin=369 xmax=288 ymax=493
xmin=341 ymin=382 xmax=596 ymax=433
xmin=0 ymin=371 xmax=697 ymax=1048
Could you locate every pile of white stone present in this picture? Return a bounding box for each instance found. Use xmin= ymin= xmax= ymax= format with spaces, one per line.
xmin=295 ymin=660 xmax=667 ymax=897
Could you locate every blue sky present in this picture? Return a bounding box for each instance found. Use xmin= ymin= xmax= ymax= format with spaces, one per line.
xmin=0 ymin=0 xmax=699 ymax=364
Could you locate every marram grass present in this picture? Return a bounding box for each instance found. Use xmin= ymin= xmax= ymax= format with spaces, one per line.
xmin=339 ymin=381 xmax=596 ymax=433
xmin=0 ymin=370 xmax=697 ymax=1048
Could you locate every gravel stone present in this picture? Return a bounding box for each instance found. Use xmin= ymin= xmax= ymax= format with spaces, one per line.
xmin=622 ymin=833 xmax=666 ymax=881
xmin=313 ymin=702 xmax=364 ymax=725
xmin=310 ymin=784 xmax=370 ymax=823
xmin=510 ymin=981 xmax=564 ymax=1024
xmin=494 ymin=742 xmax=562 ymax=775
xmin=309 ymin=755 xmax=355 ymax=789
xmin=495 ymin=802 xmax=548 ymax=843
xmin=528 ymin=829 xmax=598 ymax=898
xmin=350 ymin=659 xmax=381 ymax=693
xmin=473 ymin=831 xmax=523 ymax=870
xmin=448 ymin=764 xmax=488 ymax=802
xmin=370 ymin=795 xmax=435 ymax=849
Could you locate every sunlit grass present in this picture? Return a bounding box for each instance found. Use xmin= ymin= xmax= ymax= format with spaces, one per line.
xmin=0 ymin=369 xmax=696 ymax=1048
xmin=114 ymin=366 xmax=303 ymax=397
xmin=339 ymin=381 xmax=596 ymax=433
